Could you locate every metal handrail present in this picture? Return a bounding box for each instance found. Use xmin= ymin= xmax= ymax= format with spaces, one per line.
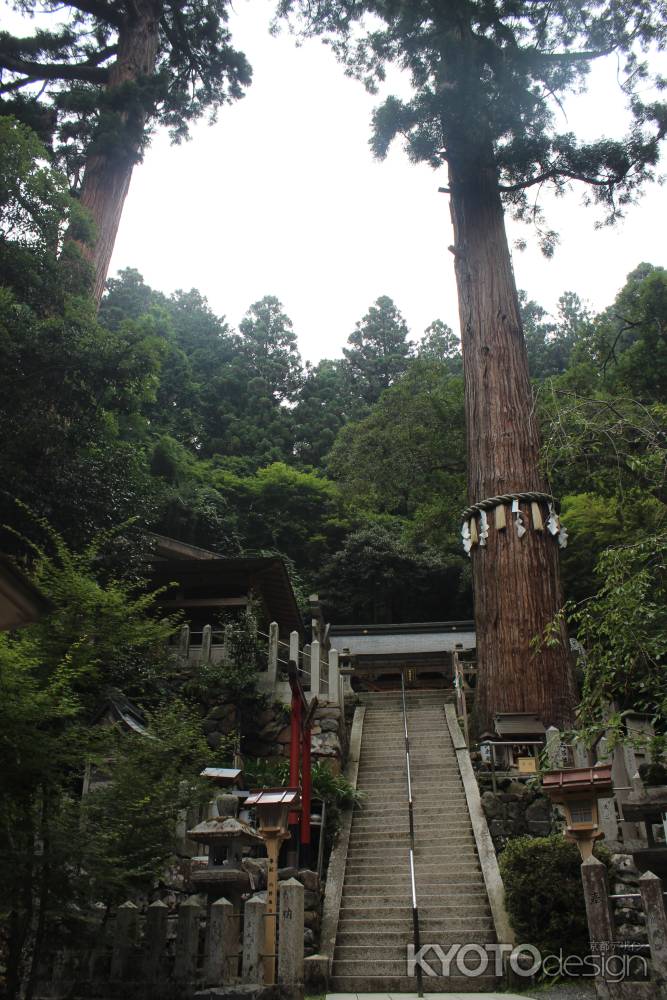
xmin=400 ymin=672 xmax=423 ymax=998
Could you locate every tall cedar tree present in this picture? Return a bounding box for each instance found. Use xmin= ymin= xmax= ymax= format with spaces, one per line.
xmin=0 ymin=2 xmax=251 ymax=302
xmin=278 ymin=0 xmax=667 ymax=728
xmin=343 ymin=295 xmax=414 ymax=406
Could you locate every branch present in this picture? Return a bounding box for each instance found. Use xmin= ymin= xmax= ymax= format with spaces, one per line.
xmin=531 ymin=47 xmax=615 ymax=64
xmin=70 ymin=1 xmax=124 ymax=27
xmin=0 ymin=54 xmax=110 ymax=84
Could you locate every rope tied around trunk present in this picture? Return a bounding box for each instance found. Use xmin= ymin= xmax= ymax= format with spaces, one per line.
xmin=461 ymin=491 xmax=559 ymax=521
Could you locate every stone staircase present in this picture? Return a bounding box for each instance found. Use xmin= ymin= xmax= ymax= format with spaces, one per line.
xmin=331 ymin=690 xmax=499 ymax=992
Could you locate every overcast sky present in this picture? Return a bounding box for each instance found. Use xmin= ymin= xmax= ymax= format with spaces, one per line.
xmin=6 ymin=2 xmax=667 ymax=362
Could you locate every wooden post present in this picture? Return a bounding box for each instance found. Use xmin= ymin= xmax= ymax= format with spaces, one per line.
xmin=263 ymin=837 xmax=281 ymax=985
xmin=201 ymin=624 xmax=212 ymax=664
xmin=329 ymin=648 xmax=340 ymax=706
xmin=310 ymin=640 xmax=320 ymax=697
xmin=144 ymin=900 xmax=168 ymax=982
xmin=639 ymin=871 xmax=667 ymax=995
xmin=278 ymin=878 xmax=304 ymax=986
xmin=110 ymin=901 xmax=138 ymax=980
xmin=205 ymin=896 xmax=236 ymax=985
xmin=267 ymin=621 xmax=279 ymax=685
xmin=242 ymin=895 xmax=265 ymax=983
xmin=580 ymin=857 xmax=618 ymax=999
xmin=174 ymin=897 xmax=202 ymax=982
xmin=300 ymin=722 xmax=312 ymax=858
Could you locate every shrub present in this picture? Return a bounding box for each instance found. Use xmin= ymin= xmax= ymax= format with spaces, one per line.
xmin=499 ymin=834 xmax=610 ymax=959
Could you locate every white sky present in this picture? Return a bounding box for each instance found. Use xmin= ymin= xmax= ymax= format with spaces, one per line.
xmin=5 ymin=2 xmax=667 ymax=362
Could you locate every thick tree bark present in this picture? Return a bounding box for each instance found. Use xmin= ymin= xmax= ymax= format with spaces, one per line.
xmin=77 ymin=2 xmax=161 ymax=305
xmin=448 ymin=155 xmax=576 ymax=731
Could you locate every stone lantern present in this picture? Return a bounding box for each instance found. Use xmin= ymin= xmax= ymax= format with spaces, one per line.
xmin=543 ymin=765 xmax=613 ymax=860
xmin=244 ymin=788 xmax=300 ymax=985
xmin=187 ymin=794 xmax=263 ymax=908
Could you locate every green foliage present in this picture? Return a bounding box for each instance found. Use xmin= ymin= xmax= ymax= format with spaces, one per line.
xmin=79 ymin=702 xmax=210 ymax=905
xmin=0 ymin=530 xmax=197 ymax=995
xmin=319 ymin=519 xmax=468 ymax=624
xmin=417 ymin=320 xmax=462 ymax=373
xmin=572 ymin=532 xmax=667 ymax=731
xmin=0 ymin=116 xmax=75 ymax=252
xmin=293 ymin=358 xmax=352 ymax=466
xmin=500 ymin=835 xmax=610 ymax=960
xmin=243 ymin=756 xmax=361 ymax=807
xmin=1 ymin=3 xmax=252 ymax=187
xmin=185 ymin=607 xmax=264 ymax=714
xmin=328 ymin=360 xmax=465 ymax=529
xmin=343 ymin=295 xmax=413 ymax=407
xmin=279 ymin=1 xmax=667 ymax=240
xmin=239 ymin=295 xmax=303 ymax=403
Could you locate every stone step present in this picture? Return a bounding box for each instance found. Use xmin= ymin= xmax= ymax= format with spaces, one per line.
xmin=357 ymin=777 xmax=459 ymax=784
xmin=336 ymin=916 xmax=495 ymax=934
xmin=342 ymin=876 xmax=487 ymax=890
xmin=353 ymin=803 xmax=466 ymax=816
xmin=346 ymin=849 xmax=480 ymax=864
xmin=346 ymin=845 xmax=476 ymax=863
xmin=341 ymin=888 xmax=488 ymax=904
xmin=350 ymin=823 xmax=469 ymax=850
xmin=339 ymin=899 xmax=491 ymax=915
xmin=344 ymin=866 xmax=482 ymax=881
xmin=334 ymin=935 xmax=497 ymax=958
xmin=329 ymin=974 xmax=499 ymax=992
xmin=350 ymin=821 xmax=470 ymax=835
xmin=332 ymin=956 xmax=496 ymax=975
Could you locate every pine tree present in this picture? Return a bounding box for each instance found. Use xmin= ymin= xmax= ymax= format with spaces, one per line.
xmin=1 ymin=2 xmax=251 ymax=302
xmin=278 ymin=0 xmax=667 ymax=728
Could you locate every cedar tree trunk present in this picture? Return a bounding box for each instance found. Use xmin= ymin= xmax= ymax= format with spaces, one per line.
xmin=448 ymin=155 xmax=576 ymax=731
xmin=78 ymin=2 xmax=161 ymax=305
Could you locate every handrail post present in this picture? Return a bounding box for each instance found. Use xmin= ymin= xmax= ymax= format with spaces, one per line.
xmin=401 ymin=672 xmax=423 ymax=998
xmin=311 ymin=640 xmax=320 ymax=697
xmin=267 ymin=621 xmax=279 ymax=685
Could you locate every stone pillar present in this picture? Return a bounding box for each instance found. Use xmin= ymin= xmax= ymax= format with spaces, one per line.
xmin=174 ymin=897 xmax=202 ymax=982
xmin=597 ymin=797 xmax=619 ymax=845
xmin=580 ymin=857 xmax=618 ymax=999
xmin=110 ymin=901 xmax=138 ymax=980
xmin=329 ymin=648 xmax=340 ymax=706
xmin=144 ymin=900 xmax=168 ymax=981
xmin=639 ymin=871 xmax=667 ymax=996
xmin=545 ymin=726 xmax=562 ymax=769
xmin=310 ymin=640 xmax=320 ymax=698
xmin=201 ymin=624 xmax=212 ymax=664
xmin=572 ymin=739 xmax=590 ymax=768
xmin=205 ymin=896 xmax=236 ymax=985
xmin=289 ymin=630 xmax=299 ymax=667
xmin=242 ymin=895 xmax=265 ymax=983
xmin=178 ymin=624 xmax=190 ymax=658
xmin=278 ymin=878 xmax=304 ymax=986
xmin=267 ymin=622 xmax=279 ymax=685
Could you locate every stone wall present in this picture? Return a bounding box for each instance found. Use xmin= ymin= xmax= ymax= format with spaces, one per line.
xmin=202 ymin=702 xmax=345 ymax=773
xmin=609 ymin=853 xmax=648 ymax=948
xmin=480 ymin=782 xmax=558 ymax=851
